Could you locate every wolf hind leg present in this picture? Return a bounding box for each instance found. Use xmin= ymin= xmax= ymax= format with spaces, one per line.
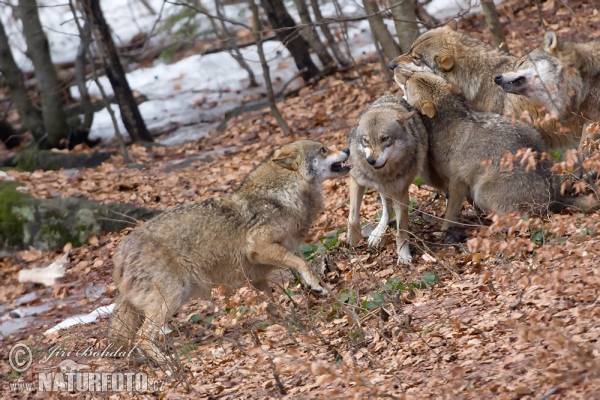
xmin=108 ymin=297 xmax=145 ymax=353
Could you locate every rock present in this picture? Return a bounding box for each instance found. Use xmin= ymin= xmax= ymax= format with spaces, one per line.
xmin=0 ymin=181 xmax=162 ymax=251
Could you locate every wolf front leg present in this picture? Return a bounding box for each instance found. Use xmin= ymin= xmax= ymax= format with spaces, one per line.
xmin=248 ymin=241 xmax=326 ymax=295
xmin=368 ymin=194 xmax=392 ymax=247
xmin=347 ymin=175 xmax=366 ymax=246
xmin=393 ymin=190 xmax=412 ymax=265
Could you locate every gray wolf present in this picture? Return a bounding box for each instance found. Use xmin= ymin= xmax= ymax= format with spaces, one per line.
xmin=394 ymin=69 xmax=598 ymax=241
xmin=388 ymin=23 xmax=576 ymax=150
xmin=109 ymin=140 xmax=352 ymax=363
xmin=346 ymin=95 xmax=429 ymax=264
xmin=494 ymin=31 xmax=600 ymax=151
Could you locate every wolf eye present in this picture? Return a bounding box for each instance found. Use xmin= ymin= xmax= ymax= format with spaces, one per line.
xmin=380 ymin=137 xmax=389 ymax=142
xmin=320 ymin=147 xmax=327 ymax=155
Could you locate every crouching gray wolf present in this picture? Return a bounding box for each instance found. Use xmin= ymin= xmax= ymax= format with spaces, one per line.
xmin=394 ymin=69 xmax=598 ymax=241
xmin=109 ymin=140 xmax=352 ymax=363
xmin=346 ymin=95 xmax=429 ymax=264
xmin=388 ymin=23 xmax=577 ymax=150
xmin=494 ymin=31 xmax=600 ymax=151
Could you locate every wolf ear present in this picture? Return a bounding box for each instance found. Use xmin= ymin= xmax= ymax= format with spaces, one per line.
xmin=443 ymin=20 xmax=457 ymax=31
xmin=397 ymin=111 xmax=415 ymax=123
xmin=421 ymin=102 xmax=436 ymax=118
xmin=435 ymin=55 xmax=454 ymax=72
xmin=272 ymin=149 xmax=299 ymax=171
xmin=446 ymin=83 xmax=462 ymax=95
xmin=543 ymin=31 xmax=558 ymax=53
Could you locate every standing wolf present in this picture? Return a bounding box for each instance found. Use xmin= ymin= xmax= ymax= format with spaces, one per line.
xmin=388 ymin=23 xmax=576 ymax=150
xmin=109 ymin=140 xmax=352 ymax=363
xmin=494 ymin=31 xmax=600 ymax=150
xmin=346 ymin=95 xmax=429 ymax=264
xmin=394 ymin=69 xmax=598 ymax=241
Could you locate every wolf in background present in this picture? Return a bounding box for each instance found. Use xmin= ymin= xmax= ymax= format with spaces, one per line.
xmin=495 ymin=30 xmax=600 ymax=151
xmin=388 ymin=23 xmax=578 ymax=150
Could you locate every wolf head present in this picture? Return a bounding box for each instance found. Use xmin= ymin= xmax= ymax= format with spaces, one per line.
xmin=271 ymin=140 xmax=352 ymax=182
xmin=388 ymin=23 xmax=459 ymax=78
xmin=494 ymin=31 xmax=569 ymax=114
xmin=351 ymin=109 xmax=416 ymax=171
xmin=394 ymin=70 xmax=463 ymax=119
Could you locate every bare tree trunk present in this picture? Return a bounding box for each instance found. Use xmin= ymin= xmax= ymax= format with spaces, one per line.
xmin=248 ymin=0 xmax=290 ymax=136
xmin=389 ymin=0 xmax=419 ymax=53
xmin=80 ymin=0 xmax=153 ymax=142
xmin=138 ymin=0 xmax=156 ymax=15
xmin=332 ymin=0 xmax=367 ymax=93
xmin=362 ymin=0 xmax=400 ymax=60
xmin=293 ymin=0 xmax=335 ymax=70
xmin=482 ymin=0 xmax=508 ymax=53
xmin=0 ymin=18 xmax=45 ymax=140
xmin=74 ymin=21 xmax=94 ymax=131
xmin=213 ymin=0 xmax=259 ymax=87
xmin=19 ymin=0 xmax=69 ymax=148
xmin=371 ymin=30 xmax=393 ymax=84
xmin=309 ymin=0 xmax=348 ymax=67
xmin=260 ymin=0 xmax=320 ymax=82
xmin=70 ymin=0 xmax=131 ymax=162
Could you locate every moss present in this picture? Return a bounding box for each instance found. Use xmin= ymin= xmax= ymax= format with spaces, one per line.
xmin=0 ymin=182 xmax=30 ymax=248
xmin=14 ymin=147 xmax=39 ymax=171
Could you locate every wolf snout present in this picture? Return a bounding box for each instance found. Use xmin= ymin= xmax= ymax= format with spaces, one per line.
xmin=366 ymin=157 xmax=377 ymax=166
xmin=388 ymin=60 xmax=398 ymax=70
xmin=494 ymin=75 xmax=504 ymax=85
xmin=342 ymin=147 xmax=350 ymax=156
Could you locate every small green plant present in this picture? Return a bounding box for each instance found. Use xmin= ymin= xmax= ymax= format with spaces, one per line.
xmin=338 ymin=288 xmax=358 ymax=305
xmin=413 ymin=177 xmax=425 ymax=187
xmin=8 ymin=369 xmax=21 ymax=379
xmin=299 ymin=229 xmax=343 ymax=262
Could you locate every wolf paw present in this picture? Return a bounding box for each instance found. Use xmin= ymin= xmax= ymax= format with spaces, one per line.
xmin=309 ymin=284 xmax=327 ymax=296
xmin=397 ymin=253 xmax=412 ymax=265
xmin=367 ymin=225 xmax=386 ymax=247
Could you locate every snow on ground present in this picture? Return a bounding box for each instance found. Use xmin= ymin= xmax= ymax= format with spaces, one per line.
xmin=1 ymin=0 xmax=497 ymax=144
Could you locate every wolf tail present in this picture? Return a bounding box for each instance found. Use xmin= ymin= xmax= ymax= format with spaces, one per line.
xmin=550 ymin=194 xmax=600 ymax=214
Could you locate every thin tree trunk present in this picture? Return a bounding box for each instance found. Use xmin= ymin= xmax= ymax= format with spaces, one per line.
xmin=80 ymin=0 xmax=153 ymax=142
xmin=482 ymin=0 xmax=508 ymax=53
xmin=0 ymin=18 xmax=45 ymax=140
xmin=371 ymin=30 xmax=393 ymax=84
xmin=309 ymin=0 xmax=348 ymax=66
xmin=333 ymin=0 xmax=367 ymax=93
xmin=75 ymin=21 xmax=94 ymax=130
xmin=362 ymin=0 xmax=400 ymax=60
xmin=213 ymin=0 xmax=259 ymax=87
xmin=19 ymin=0 xmax=69 ymax=148
xmin=293 ymin=0 xmax=335 ymax=70
xmin=69 ymin=0 xmax=130 ymax=161
xmin=248 ymin=0 xmax=290 ymax=136
xmin=389 ymin=0 xmax=419 ymax=53
xmin=260 ymin=0 xmax=320 ymax=82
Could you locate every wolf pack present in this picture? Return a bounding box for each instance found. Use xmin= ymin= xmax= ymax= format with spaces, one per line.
xmin=108 ymin=22 xmax=600 ymax=363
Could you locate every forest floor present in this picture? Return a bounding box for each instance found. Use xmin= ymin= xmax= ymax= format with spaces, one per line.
xmin=1 ymin=0 xmax=600 ymax=398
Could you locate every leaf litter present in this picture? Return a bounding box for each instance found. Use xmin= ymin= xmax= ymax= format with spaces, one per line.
xmin=1 ymin=0 xmax=600 ymax=397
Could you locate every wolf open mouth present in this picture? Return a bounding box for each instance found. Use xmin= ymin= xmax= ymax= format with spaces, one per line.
xmin=331 ymin=161 xmax=354 ymax=172
xmin=499 ymin=76 xmax=527 ymax=93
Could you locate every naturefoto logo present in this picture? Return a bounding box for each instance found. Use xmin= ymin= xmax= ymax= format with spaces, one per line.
xmin=8 ymin=343 xmax=165 ymax=393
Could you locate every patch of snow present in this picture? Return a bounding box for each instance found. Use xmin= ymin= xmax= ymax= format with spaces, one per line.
xmin=44 ymin=304 xmax=115 ymax=335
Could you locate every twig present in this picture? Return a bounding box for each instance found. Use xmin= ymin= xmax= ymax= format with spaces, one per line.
xmin=249 ymin=330 xmax=286 ymax=395
xmin=509 ymin=290 xmax=523 ymax=310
